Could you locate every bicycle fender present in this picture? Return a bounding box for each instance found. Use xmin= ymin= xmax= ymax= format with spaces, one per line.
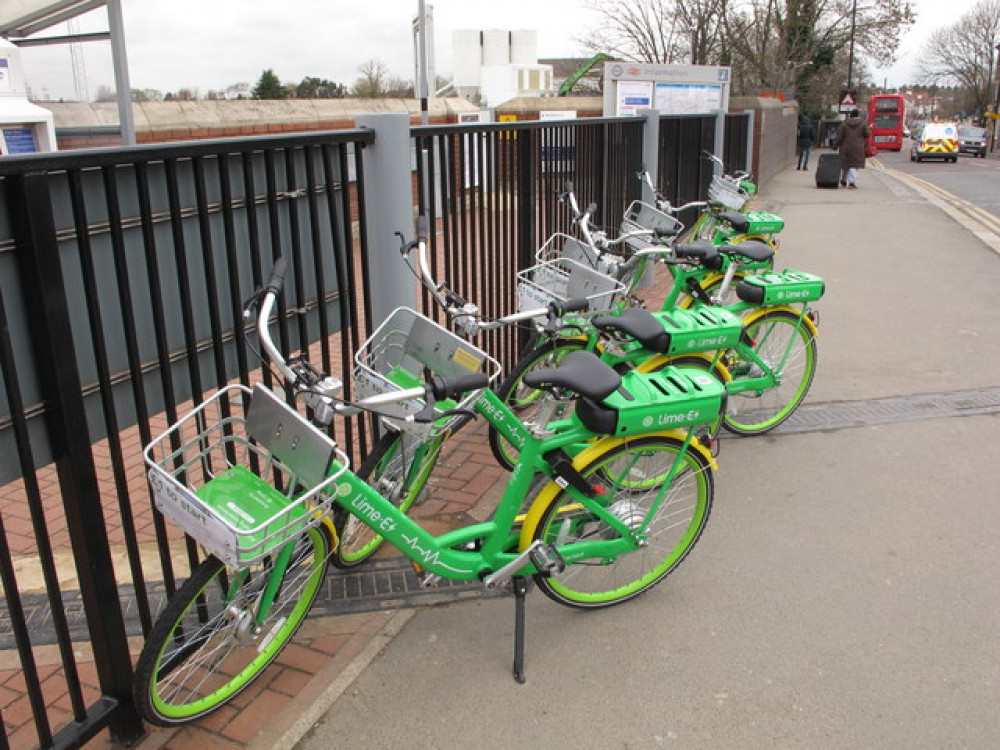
xmin=517 ymin=430 xmax=715 ymax=552
xmin=728 ymin=233 xmax=777 ymax=248
xmin=741 ymin=306 xmax=819 ymax=338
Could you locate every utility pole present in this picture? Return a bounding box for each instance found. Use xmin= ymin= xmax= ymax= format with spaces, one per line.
xmin=847 ymin=0 xmax=857 ymax=91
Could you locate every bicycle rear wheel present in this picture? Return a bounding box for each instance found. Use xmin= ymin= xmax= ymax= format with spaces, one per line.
xmin=529 ymin=435 xmax=713 ymax=609
xmin=133 ymin=526 xmax=330 ymax=726
xmin=723 ymin=309 xmax=817 ymax=435
xmin=331 ymin=430 xmax=440 ymax=568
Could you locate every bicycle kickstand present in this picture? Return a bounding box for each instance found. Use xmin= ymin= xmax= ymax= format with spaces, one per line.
xmin=512 ymin=576 xmax=531 ymax=684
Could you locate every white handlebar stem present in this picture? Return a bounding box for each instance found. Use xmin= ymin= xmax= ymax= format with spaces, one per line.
xmin=257 ymin=292 xmax=297 ymax=385
xmin=416 ymin=239 xmax=449 ymax=309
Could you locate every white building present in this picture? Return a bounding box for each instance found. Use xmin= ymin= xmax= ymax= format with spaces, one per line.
xmin=452 ymin=29 xmax=553 ymax=107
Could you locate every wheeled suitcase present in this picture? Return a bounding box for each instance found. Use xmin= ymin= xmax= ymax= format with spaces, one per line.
xmin=815 ymin=153 xmax=841 ymax=189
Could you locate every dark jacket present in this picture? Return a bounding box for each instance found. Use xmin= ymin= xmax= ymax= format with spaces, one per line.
xmin=833 ymin=117 xmax=870 ymax=169
xmin=797 ymin=116 xmax=815 ymax=148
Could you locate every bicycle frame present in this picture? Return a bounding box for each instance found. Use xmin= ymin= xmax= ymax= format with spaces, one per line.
xmin=346 ymin=391 xmax=711 ymax=581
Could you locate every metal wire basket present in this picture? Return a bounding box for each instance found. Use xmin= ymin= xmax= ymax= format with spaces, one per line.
xmin=517 ymin=256 xmax=627 ymax=321
xmin=534 ymin=232 xmax=599 ymax=267
xmin=707 ymin=174 xmax=749 ymax=210
xmin=353 ymin=307 xmax=501 ymax=438
xmin=620 ymin=200 xmax=685 ymax=255
xmin=144 ymin=384 xmax=349 ymax=568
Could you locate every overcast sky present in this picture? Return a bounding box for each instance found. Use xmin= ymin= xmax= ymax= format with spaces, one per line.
xmin=15 ymin=0 xmax=983 ymax=101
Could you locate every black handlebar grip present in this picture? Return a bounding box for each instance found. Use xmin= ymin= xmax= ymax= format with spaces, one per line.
xmin=429 ymin=372 xmax=489 ymax=401
xmin=563 ymin=179 xmax=574 ymax=193
xmin=586 ymin=202 xmax=598 ymax=216
xmin=265 ymin=257 xmax=288 ymax=296
xmin=415 ymin=214 xmax=430 ymax=241
xmin=552 ymin=298 xmax=590 ymax=316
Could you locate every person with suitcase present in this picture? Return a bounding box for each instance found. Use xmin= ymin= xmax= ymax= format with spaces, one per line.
xmin=831 ymin=109 xmax=871 ymax=189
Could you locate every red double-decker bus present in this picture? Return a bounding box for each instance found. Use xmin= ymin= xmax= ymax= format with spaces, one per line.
xmin=867 ymin=94 xmax=908 ymax=151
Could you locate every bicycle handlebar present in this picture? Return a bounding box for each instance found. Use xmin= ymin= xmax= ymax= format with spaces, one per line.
xmin=265 ymin=256 xmax=288 ymax=296
xmin=254 ymin=258 xmax=487 ymax=423
xmin=399 ymin=219 xmax=585 ymax=336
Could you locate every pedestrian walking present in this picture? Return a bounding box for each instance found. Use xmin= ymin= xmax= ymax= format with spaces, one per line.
xmin=831 ymin=110 xmax=870 ymax=188
xmin=797 ymin=114 xmax=815 ymax=171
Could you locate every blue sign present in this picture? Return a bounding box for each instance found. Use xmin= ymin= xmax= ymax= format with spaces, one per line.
xmin=3 ymin=128 xmax=38 ymax=155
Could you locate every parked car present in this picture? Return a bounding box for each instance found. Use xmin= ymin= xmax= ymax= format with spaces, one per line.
xmin=957 ymin=125 xmax=987 ymax=158
xmin=910 ymin=122 xmax=959 ymax=163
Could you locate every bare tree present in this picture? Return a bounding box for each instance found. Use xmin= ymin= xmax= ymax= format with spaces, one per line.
xmin=580 ymin=0 xmax=692 ymax=63
xmin=581 ymin=0 xmax=914 ymax=112
xmin=722 ymin=0 xmax=913 ymax=108
xmin=351 ymin=59 xmax=412 ymax=98
xmin=917 ymin=0 xmax=1000 ymax=117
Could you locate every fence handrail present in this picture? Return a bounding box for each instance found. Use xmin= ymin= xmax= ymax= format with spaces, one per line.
xmin=0 ymin=128 xmax=376 ymax=175
xmin=412 ymin=115 xmax=640 ymax=138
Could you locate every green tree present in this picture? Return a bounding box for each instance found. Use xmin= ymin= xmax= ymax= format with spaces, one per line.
xmin=294 ymin=76 xmax=347 ymax=98
xmin=253 ymin=69 xmax=288 ymax=99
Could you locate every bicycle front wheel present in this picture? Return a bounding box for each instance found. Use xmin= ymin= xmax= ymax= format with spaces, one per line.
xmin=332 ymin=430 xmax=440 ymax=568
xmin=723 ymin=309 xmax=817 ymax=435
xmin=133 ymin=526 xmax=330 ymax=726
xmin=529 ymin=435 xmax=713 ymax=609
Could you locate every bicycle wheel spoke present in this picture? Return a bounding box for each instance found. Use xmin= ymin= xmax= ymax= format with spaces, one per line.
xmin=533 ymin=436 xmax=713 ymax=608
xmin=135 ymin=527 xmax=329 ymax=725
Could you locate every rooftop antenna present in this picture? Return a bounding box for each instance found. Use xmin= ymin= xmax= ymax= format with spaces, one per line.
xmin=67 ymin=17 xmax=89 ymax=102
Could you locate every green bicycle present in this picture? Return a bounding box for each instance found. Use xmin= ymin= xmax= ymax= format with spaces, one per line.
xmin=133 ymin=258 xmax=725 ymax=725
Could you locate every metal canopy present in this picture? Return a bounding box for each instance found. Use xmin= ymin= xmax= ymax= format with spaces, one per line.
xmin=0 ymin=0 xmax=135 ymax=146
xmin=0 ymin=0 xmax=107 ymax=39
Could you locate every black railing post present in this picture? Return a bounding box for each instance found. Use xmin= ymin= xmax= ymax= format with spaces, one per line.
xmin=516 ymin=127 xmax=537 ymax=271
xmin=8 ymin=172 xmax=144 ymax=745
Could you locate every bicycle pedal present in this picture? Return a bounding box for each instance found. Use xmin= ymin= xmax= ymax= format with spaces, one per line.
xmin=529 ymin=543 xmax=566 ymax=578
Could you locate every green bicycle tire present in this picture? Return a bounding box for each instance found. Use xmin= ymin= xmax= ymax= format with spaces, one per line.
xmin=331 ymin=430 xmax=438 ymax=568
xmin=723 ymin=309 xmax=817 ymax=435
xmin=531 ymin=435 xmax=713 ymax=609
xmin=488 ymin=338 xmax=588 ymax=471
xmin=134 ymin=525 xmax=330 ymax=726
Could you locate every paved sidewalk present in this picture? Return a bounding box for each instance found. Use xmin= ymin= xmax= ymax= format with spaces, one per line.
xmin=120 ymin=161 xmax=1000 ymax=749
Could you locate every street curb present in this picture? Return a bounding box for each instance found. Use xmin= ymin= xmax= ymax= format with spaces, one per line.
xmin=873 ymin=161 xmax=1000 ymax=257
xmin=248 ymin=609 xmax=416 ymax=750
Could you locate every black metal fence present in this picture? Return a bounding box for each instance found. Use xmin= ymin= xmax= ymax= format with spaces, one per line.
xmin=0 ymin=129 xmax=374 ymax=747
xmin=0 ymin=110 xmax=750 ymax=747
